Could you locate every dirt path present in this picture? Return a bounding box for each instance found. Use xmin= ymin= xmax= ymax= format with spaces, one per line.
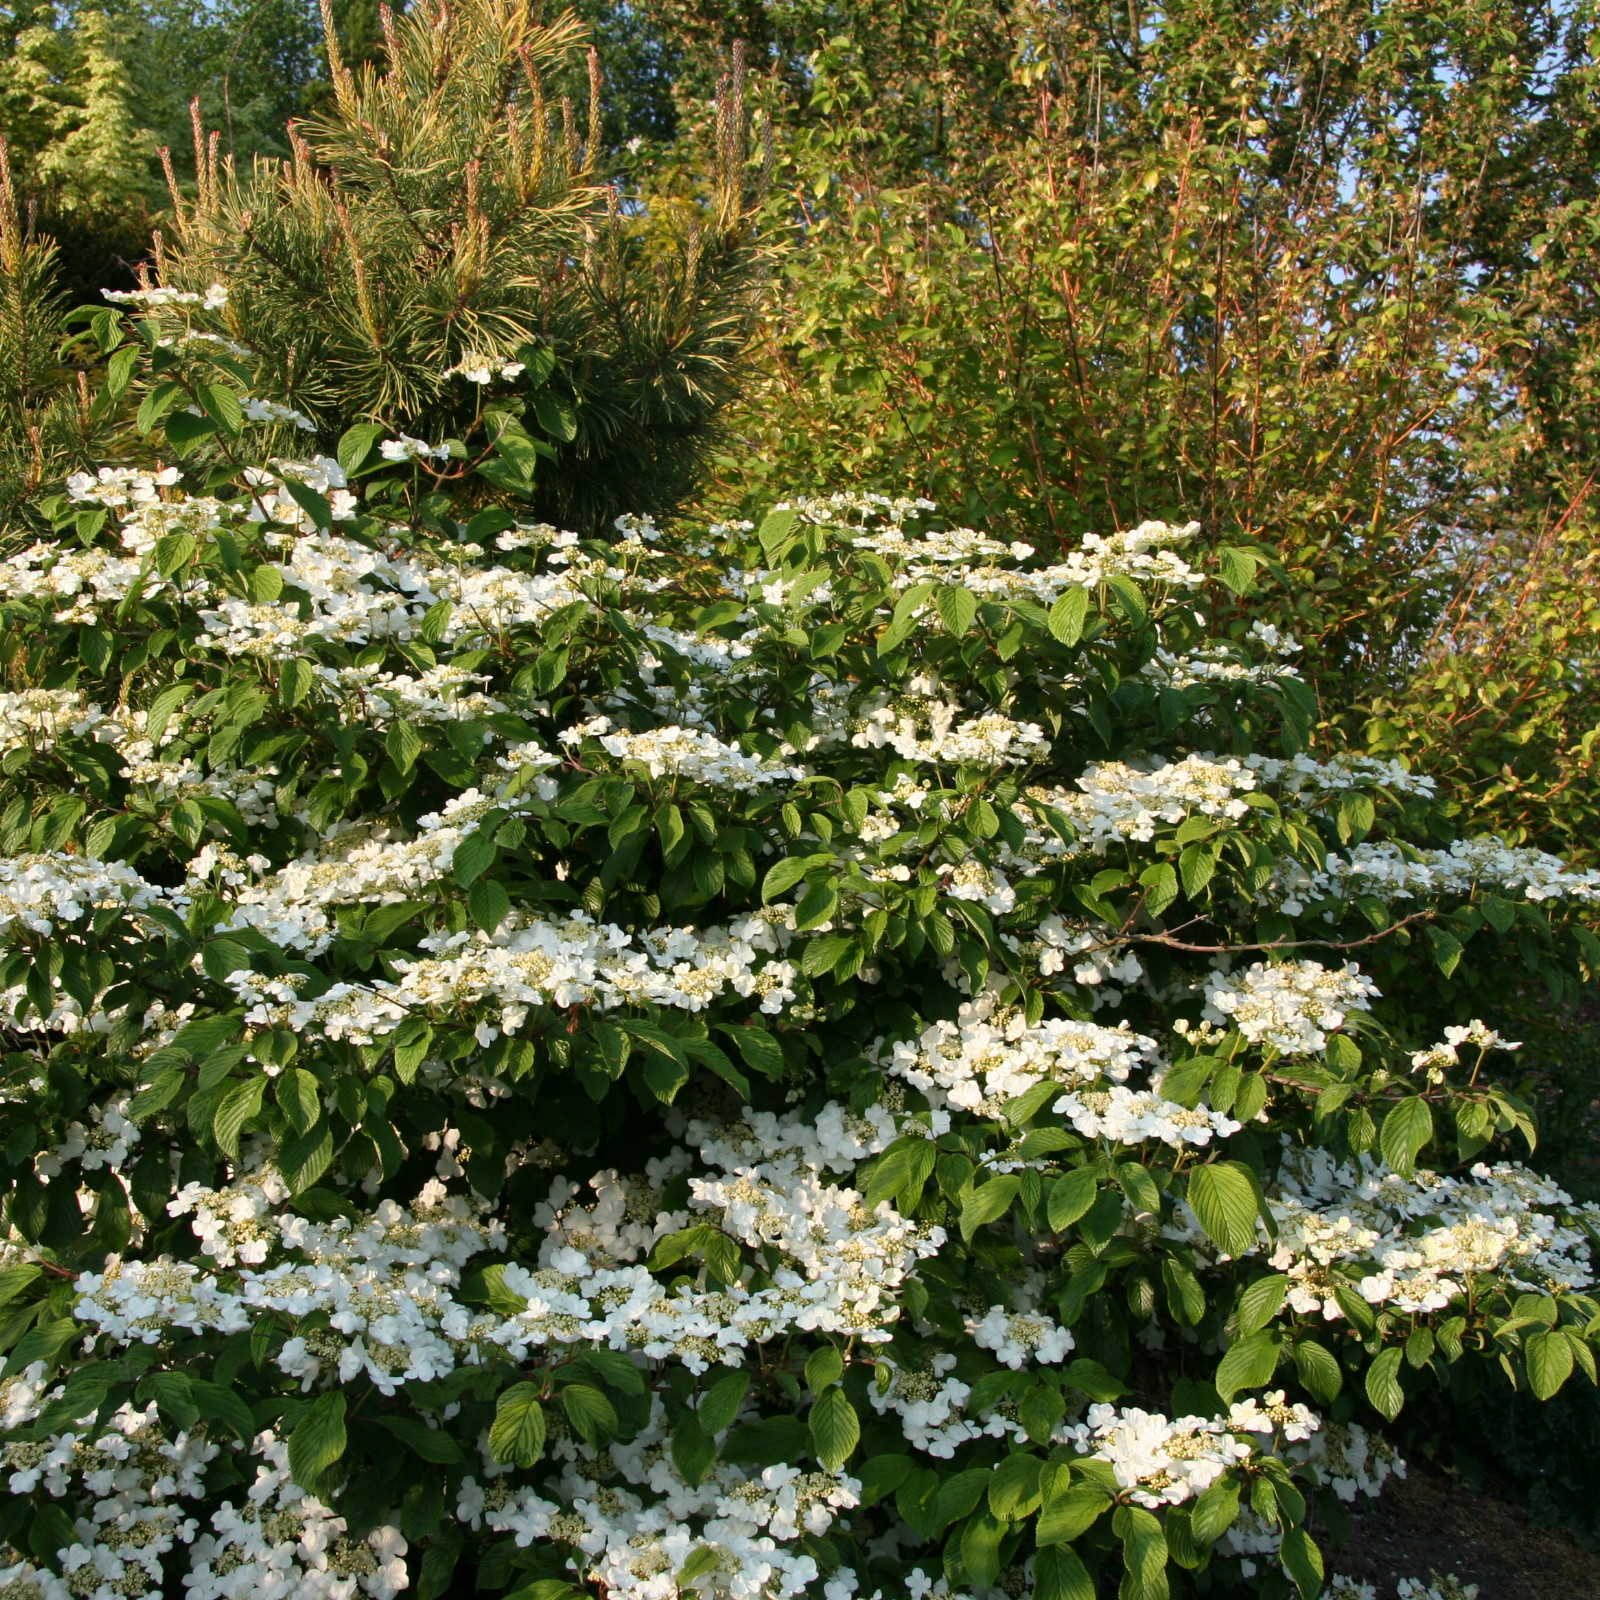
xmin=1329 ymin=1465 xmax=1600 ymax=1598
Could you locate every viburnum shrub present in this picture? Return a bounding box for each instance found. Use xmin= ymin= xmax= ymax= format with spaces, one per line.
xmin=2 ymin=300 xmax=1600 ymax=1600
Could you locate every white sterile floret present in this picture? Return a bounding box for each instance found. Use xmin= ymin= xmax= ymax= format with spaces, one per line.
xmin=447 ymin=356 xmax=525 ymax=384
xmin=1202 ymin=960 xmax=1380 ymax=1055
xmin=1311 ymin=836 xmax=1600 ymax=905
xmin=379 ymin=434 xmax=451 ymax=462
xmin=1052 ymin=1083 xmax=1241 ymax=1149
xmin=1063 ymin=1403 xmax=1259 ymax=1507
xmin=966 ymin=1306 xmax=1074 ymax=1368
xmin=239 ymin=397 xmax=315 ymax=431
xmin=1258 ymin=1144 xmax=1600 ymax=1318
xmin=1226 ymin=1390 xmax=1318 ymax=1441
xmin=1395 ymin=1576 xmax=1479 ymax=1600
xmin=101 ymin=282 xmax=228 ymax=309
xmin=596 ymin=724 xmax=803 ymax=790
xmin=878 ymin=990 xmax=1161 ymax=1115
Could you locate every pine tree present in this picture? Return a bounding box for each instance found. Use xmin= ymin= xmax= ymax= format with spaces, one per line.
xmin=154 ymin=0 xmax=766 ymax=533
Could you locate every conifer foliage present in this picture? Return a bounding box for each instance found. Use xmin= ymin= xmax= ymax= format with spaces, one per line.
xmin=153 ymin=0 xmax=765 ymax=534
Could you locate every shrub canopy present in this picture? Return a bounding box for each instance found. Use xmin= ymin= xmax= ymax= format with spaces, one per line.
xmin=0 ymin=271 xmax=1597 ymax=1600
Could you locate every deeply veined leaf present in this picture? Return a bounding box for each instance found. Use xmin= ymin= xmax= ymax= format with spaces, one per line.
xmin=1379 ymin=1096 xmax=1433 ymax=1178
xmin=489 ymin=1383 xmax=548 ymax=1467
xmin=1364 ymin=1346 xmax=1406 ymax=1420
xmin=808 ymin=1387 xmax=860 ymax=1470
xmin=287 ymin=1392 xmax=347 ymax=1487
xmin=1188 ymin=1162 xmax=1263 ymax=1258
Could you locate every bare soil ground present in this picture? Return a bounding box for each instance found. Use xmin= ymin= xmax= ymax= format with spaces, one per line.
xmin=1327 ymin=1465 xmax=1600 ymax=1598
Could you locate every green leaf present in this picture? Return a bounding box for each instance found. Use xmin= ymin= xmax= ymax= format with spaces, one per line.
xmin=452 ymin=828 xmax=496 ymax=887
xmin=212 ymin=1076 xmax=266 ymax=1161
xmin=1113 ymin=1504 xmax=1169 ymax=1600
xmin=865 ymin=1137 xmax=937 ymax=1209
xmin=960 ymin=1173 xmax=1019 ymax=1240
xmin=280 ymin=1118 xmax=335 ymax=1193
xmin=1235 ymin=1274 xmax=1290 ymax=1336
xmin=672 ymin=1412 xmax=716 ymax=1485
xmin=337 ymin=421 xmax=387 ymax=476
xmin=386 ymin=720 xmax=423 ymax=773
xmin=1217 ymin=545 xmax=1262 ymax=595
xmin=808 ymin=1386 xmax=859 ymax=1470
xmin=1364 ymin=1346 xmax=1406 ymax=1420
xmin=560 ymin=1383 xmax=617 ymax=1445
xmin=189 ymin=1378 xmax=256 ymax=1442
xmin=698 ymin=1371 xmax=750 ymax=1435
xmin=532 ymin=392 xmax=578 ymax=443
xmin=1048 ymin=586 xmax=1090 ymax=645
xmin=987 ymin=1452 xmax=1043 ymax=1521
xmin=155 ymin=530 xmax=197 ymax=576
xmin=1279 ymin=1527 xmax=1325 ymax=1599
xmin=275 ymin=1068 xmax=323 ymax=1134
xmin=287 ymin=1391 xmax=347 ymax=1487
xmin=805 ymin=1345 xmax=844 ymax=1393
xmin=758 ymin=508 xmax=799 ymax=563
xmin=279 ymin=478 xmax=333 ymax=529
xmin=1105 ymin=573 xmax=1147 ymax=627
xmin=1048 ymin=1166 xmax=1099 ymax=1231
xmin=937 ymin=585 xmax=978 ymax=636
xmin=719 ymin=1025 xmax=785 ymax=1078
xmin=1038 ymin=1478 xmax=1112 ymax=1544
xmin=1526 ymin=1329 xmax=1575 ymax=1399
xmin=1162 ymin=1257 xmax=1206 ymax=1326
xmin=1190 ymin=1479 xmax=1241 ymax=1545
xmin=1214 ymin=1330 xmax=1281 ymax=1402
xmin=0 ymin=1264 xmax=41 ymax=1310
xmin=1178 ymin=842 xmax=1217 ymax=899
xmin=1034 ymin=1544 xmax=1096 ymax=1600
xmin=372 ymin=1413 xmax=468 ymax=1463
xmin=1380 ymin=1096 xmax=1433 ymax=1178
xmin=960 ymin=1508 xmax=1007 ymax=1590
xmin=468 ymin=879 xmax=511 ymax=934
xmin=3 ymin=1317 xmax=79 ymax=1376
xmin=1188 ymin=1161 xmax=1263 ymax=1258
xmin=165 ymin=409 xmax=217 ymax=452
xmin=489 ymin=1382 xmax=548 ymax=1467
xmin=196 ymin=382 xmax=243 ymax=434
xmin=280 ymin=658 xmax=314 ymax=708
xmin=1293 ymin=1339 xmax=1343 ymax=1404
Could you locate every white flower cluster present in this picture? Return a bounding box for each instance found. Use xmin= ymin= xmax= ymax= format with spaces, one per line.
xmin=226 ymin=909 xmax=800 ymax=1044
xmin=879 ymin=990 xmax=1236 ymax=1147
xmin=460 ymin=1394 xmax=858 ymax=1600
xmin=1395 ymin=1577 xmax=1479 ymax=1600
xmin=1142 ymin=643 xmax=1300 ymax=688
xmin=379 ymin=435 xmax=451 ymax=463
xmin=76 ymin=1105 xmax=944 ymax=1388
xmin=1064 ymin=1402 xmax=1256 ymax=1507
xmin=0 ymin=1366 xmax=406 ymax=1600
xmin=447 ymin=357 xmax=526 ymax=384
xmin=1409 ymin=1019 xmax=1520 ymax=1083
xmin=1265 ymin=1145 xmax=1600 ymax=1317
xmin=847 ymin=683 xmax=1050 ymax=767
xmin=593 ymin=723 xmax=803 ymax=790
xmin=0 ymin=854 xmax=167 ymax=939
xmin=1310 ymin=837 xmax=1600 ymax=905
xmin=1053 ymin=1083 xmax=1241 ymax=1149
xmin=966 ymin=1305 xmax=1075 ymax=1368
xmin=879 ymin=991 xmax=1161 ymax=1114
xmin=102 ymin=283 xmax=229 ymax=309
xmin=239 ymin=397 xmax=315 ymax=431
xmin=1202 ymin=960 xmax=1380 ymax=1055
xmin=0 ymin=689 xmax=114 ymax=755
